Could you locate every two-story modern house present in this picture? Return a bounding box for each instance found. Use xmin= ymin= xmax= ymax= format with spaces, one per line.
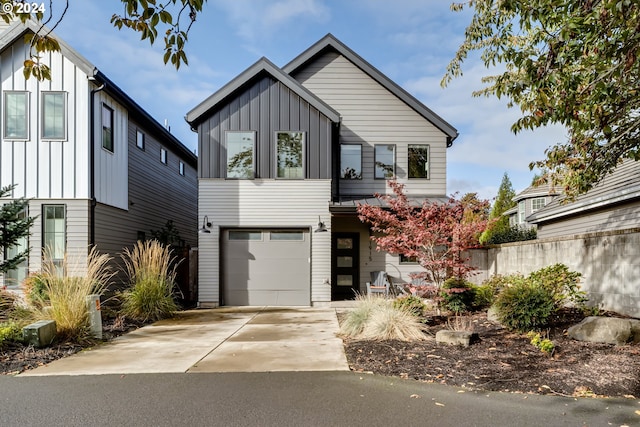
xmin=186 ymin=34 xmax=457 ymax=307
xmin=0 ymin=21 xmax=197 ymax=289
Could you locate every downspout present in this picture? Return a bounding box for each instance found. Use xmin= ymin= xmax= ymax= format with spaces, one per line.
xmin=88 ymin=75 xmax=105 ymax=246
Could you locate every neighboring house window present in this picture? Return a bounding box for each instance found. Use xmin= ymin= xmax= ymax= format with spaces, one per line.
xmin=179 ymin=161 xmax=185 ymax=176
xmin=226 ymin=131 xmax=255 ymax=179
xmin=276 ymin=131 xmax=304 ymax=179
xmin=340 ymin=144 xmax=362 ymax=179
xmin=102 ymin=104 xmax=114 ymax=152
xmin=42 ymin=205 xmax=66 ymax=272
xmin=531 ymin=197 xmax=546 ymax=212
xmin=4 ymin=208 xmax=28 ymax=288
xmin=42 ymin=92 xmax=66 ymax=140
xmin=374 ymin=144 xmax=395 ymax=179
xmin=408 ymin=144 xmax=429 ymax=179
xmin=4 ymin=91 xmax=29 ymax=139
xmin=136 ymin=130 xmax=145 ymax=150
xmin=518 ymin=200 xmax=526 ymax=224
xmin=160 ymin=148 xmax=167 ymax=164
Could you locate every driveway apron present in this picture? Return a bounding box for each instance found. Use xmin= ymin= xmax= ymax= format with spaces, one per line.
xmin=20 ymin=307 xmax=349 ymax=376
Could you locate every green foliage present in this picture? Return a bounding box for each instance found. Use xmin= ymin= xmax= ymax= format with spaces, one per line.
xmin=22 ymin=273 xmax=49 ymax=308
xmin=483 ymin=225 xmax=537 ymax=245
xmin=481 ymin=273 xmax=528 ymax=293
xmin=120 ymin=240 xmax=179 ymax=322
xmin=149 ymin=220 xmax=183 ymax=246
xmin=480 ymin=173 xmax=516 ymax=244
xmin=472 ymin=284 xmax=495 ymax=310
xmin=0 ymin=321 xmax=22 ymax=348
xmin=1 ymin=185 xmax=35 ymax=275
xmin=392 ymin=295 xmax=427 ymax=317
xmin=444 ymin=1 xmax=640 ymax=199
xmin=440 ymin=278 xmax=476 ymax=314
xmin=528 ymin=264 xmax=586 ymax=307
xmin=494 ymin=281 xmax=556 ymax=332
xmin=527 ymin=332 xmax=555 ymax=355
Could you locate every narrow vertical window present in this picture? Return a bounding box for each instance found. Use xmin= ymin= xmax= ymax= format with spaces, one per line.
xmin=226 ymin=131 xmax=255 ymax=178
xmin=340 ymin=144 xmax=362 ymax=179
xmin=102 ymin=104 xmax=114 ymax=152
xmin=136 ymin=130 xmax=145 ymax=150
xmin=374 ymin=144 xmax=395 ymax=179
xmin=160 ymin=147 xmax=167 ymax=164
xmin=42 ymin=92 xmax=66 ymax=139
xmin=276 ymin=131 xmax=304 ymax=179
xmin=4 ymin=91 xmax=29 ymax=139
xmin=408 ymin=144 xmax=429 ymax=179
xmin=518 ymin=200 xmax=526 ymax=224
xmin=179 ymin=161 xmax=185 ymax=176
xmin=42 ymin=205 xmax=66 ymax=273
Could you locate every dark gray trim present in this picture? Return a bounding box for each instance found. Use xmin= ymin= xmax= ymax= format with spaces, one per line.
xmin=283 ymin=34 xmax=459 ymax=143
xmin=186 ymin=57 xmax=340 ymax=127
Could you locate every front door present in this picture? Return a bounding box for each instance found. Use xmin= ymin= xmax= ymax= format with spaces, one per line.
xmin=331 ymin=233 xmax=360 ymax=300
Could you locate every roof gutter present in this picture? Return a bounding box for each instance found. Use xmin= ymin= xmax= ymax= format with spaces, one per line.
xmin=88 ymin=73 xmax=105 ymax=246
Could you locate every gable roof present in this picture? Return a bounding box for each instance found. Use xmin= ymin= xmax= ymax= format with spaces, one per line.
xmin=185 ymin=57 xmax=341 ymax=128
xmin=283 ymin=33 xmax=459 ymax=146
xmin=528 ymin=159 xmax=640 ymax=224
xmin=0 ymin=20 xmax=196 ymax=168
xmin=513 ymin=184 xmax=561 ymax=202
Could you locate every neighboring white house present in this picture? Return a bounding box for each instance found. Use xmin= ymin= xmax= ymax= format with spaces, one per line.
xmin=503 ymin=184 xmax=560 ymax=229
xmin=186 ymin=34 xmax=458 ymax=307
xmin=0 ymin=21 xmax=197 ymax=289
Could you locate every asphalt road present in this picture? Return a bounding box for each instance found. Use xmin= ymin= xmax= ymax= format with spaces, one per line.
xmin=1 ymin=372 xmax=638 ymax=426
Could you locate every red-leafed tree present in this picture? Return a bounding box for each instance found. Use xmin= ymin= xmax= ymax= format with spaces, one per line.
xmin=357 ymin=180 xmax=491 ymax=289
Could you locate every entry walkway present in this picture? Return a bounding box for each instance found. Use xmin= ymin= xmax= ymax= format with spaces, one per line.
xmin=21 ymin=307 xmax=349 ymax=376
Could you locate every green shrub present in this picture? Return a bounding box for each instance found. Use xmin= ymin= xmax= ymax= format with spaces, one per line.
xmin=440 ymin=278 xmax=476 ymax=314
xmin=481 ymin=273 xmax=527 ymax=294
xmin=528 ymin=264 xmax=586 ymax=307
xmin=0 ymin=321 xmax=23 ymax=348
xmin=120 ymin=240 xmax=180 ymax=322
xmin=484 ymin=225 xmax=537 ymax=244
xmin=392 ymin=295 xmax=426 ymax=317
xmin=22 ymin=273 xmax=49 ymax=308
xmin=494 ymin=281 xmax=556 ymax=332
xmin=472 ymin=284 xmax=495 ymax=310
xmin=527 ymin=331 xmax=555 ymax=355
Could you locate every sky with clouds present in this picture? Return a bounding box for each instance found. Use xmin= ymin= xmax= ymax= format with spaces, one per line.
xmin=50 ymin=0 xmax=567 ymax=201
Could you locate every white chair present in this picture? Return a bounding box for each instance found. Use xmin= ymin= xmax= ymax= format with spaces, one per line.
xmin=366 ymin=271 xmax=390 ymax=296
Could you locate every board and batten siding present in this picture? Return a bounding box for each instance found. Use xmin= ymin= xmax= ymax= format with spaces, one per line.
xmin=292 ymin=51 xmax=448 ymax=196
xmin=0 ymin=38 xmax=90 ymax=200
xmin=198 ymin=179 xmax=332 ymax=306
xmin=198 ymin=75 xmax=334 ymax=180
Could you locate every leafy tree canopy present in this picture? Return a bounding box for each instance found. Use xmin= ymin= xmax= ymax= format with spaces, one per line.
xmin=3 ymin=0 xmax=206 ymax=80
xmin=443 ymin=0 xmax=640 ymax=199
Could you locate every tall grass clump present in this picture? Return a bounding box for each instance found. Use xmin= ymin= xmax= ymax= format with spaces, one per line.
xmin=339 ymin=293 xmax=388 ymax=338
xmin=120 ymin=240 xmax=179 ymax=322
xmin=39 ymin=246 xmax=114 ymax=341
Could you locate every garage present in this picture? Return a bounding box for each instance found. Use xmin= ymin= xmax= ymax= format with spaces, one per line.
xmin=222 ymin=229 xmax=311 ymax=306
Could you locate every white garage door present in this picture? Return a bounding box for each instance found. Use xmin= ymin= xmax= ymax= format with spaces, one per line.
xmin=222 ymin=229 xmax=310 ymax=306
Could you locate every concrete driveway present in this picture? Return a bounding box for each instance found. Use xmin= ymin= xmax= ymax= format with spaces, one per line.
xmin=20 ymin=307 xmax=349 ymax=376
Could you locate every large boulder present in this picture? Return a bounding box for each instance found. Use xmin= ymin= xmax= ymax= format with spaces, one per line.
xmin=435 ymin=330 xmax=479 ymax=347
xmin=568 ymin=316 xmax=640 ymax=345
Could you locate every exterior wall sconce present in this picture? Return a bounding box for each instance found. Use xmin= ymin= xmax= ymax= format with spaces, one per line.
xmin=315 ymin=215 xmax=328 ymax=233
xmin=199 ymin=215 xmax=211 ymax=234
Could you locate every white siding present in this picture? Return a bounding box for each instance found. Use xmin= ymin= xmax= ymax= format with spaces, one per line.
xmin=198 ymin=179 xmax=332 ymax=306
xmin=293 ymin=51 xmax=448 ymax=196
xmin=0 ymin=39 xmax=91 ymax=200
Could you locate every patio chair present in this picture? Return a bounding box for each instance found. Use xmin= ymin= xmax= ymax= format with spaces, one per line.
xmin=366 ymin=271 xmax=391 ymax=296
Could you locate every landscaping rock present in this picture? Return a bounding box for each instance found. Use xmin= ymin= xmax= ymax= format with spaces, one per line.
xmin=435 ymin=330 xmax=479 ymax=347
xmin=567 ymin=316 xmax=640 ymax=345
xmin=487 ymin=306 xmax=500 ymax=323
xmin=22 ymin=320 xmax=56 ymax=348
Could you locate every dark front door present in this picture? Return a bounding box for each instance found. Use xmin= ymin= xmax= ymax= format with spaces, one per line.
xmin=331 ymin=233 xmax=360 ymax=300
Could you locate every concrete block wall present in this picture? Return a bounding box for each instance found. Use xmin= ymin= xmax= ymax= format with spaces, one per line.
xmin=467 ymin=229 xmax=640 ymax=318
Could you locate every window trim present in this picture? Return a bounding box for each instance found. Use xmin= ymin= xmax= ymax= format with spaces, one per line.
xmin=179 ymin=161 xmax=185 ymax=176
xmin=160 ymin=147 xmax=167 ymax=165
xmin=408 ymin=144 xmax=430 ymax=179
xmin=275 ymin=131 xmax=305 ymax=179
xmin=374 ymin=144 xmax=396 ymax=179
xmin=136 ymin=129 xmax=145 ymax=150
xmin=41 ymin=91 xmax=67 ymax=140
xmin=3 ymin=91 xmax=29 ymax=140
xmin=101 ymin=103 xmax=114 ymax=153
xmin=340 ymin=144 xmax=362 ymax=180
xmin=518 ymin=200 xmax=526 ymax=224
xmin=42 ymin=204 xmax=66 ymax=271
xmin=225 ymin=130 xmax=256 ymax=179
xmin=531 ymin=197 xmax=546 ymax=212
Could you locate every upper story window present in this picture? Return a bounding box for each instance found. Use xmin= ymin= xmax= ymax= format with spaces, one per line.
xmin=4 ymin=91 xmax=29 ymax=140
xmin=374 ymin=144 xmax=395 ymax=179
xmin=408 ymin=144 xmax=429 ymax=179
xmin=179 ymin=161 xmax=185 ymax=176
xmin=531 ymin=197 xmax=546 ymax=212
xmin=340 ymin=144 xmax=362 ymax=179
xmin=226 ymin=131 xmax=255 ymax=179
xmin=518 ymin=200 xmax=526 ymax=224
xmin=276 ymin=131 xmax=305 ymax=179
xmin=160 ymin=147 xmax=167 ymax=164
xmin=101 ymin=104 xmax=114 ymax=152
xmin=136 ymin=130 xmax=145 ymax=150
xmin=42 ymin=92 xmax=66 ymax=140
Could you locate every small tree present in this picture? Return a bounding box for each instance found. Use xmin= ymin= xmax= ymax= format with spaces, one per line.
xmin=0 ymin=185 xmax=34 ymax=276
xmin=480 ymin=173 xmax=516 ymax=244
xmin=357 ymin=181 xmax=490 ymax=289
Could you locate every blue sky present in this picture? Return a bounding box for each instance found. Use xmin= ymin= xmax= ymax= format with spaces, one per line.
xmin=52 ymin=0 xmax=566 ymax=201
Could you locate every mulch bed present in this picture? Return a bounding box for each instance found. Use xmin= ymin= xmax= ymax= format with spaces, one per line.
xmin=343 ymin=309 xmax=640 ymax=398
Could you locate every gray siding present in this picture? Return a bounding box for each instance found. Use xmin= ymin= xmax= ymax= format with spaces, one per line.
xmin=197 ymin=75 xmax=334 ymax=180
xmin=291 ymin=51 xmax=448 ymax=196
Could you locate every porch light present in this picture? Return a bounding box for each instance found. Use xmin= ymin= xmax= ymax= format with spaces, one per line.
xmin=199 ymin=215 xmax=212 ymax=234
xmin=315 ymin=216 xmax=328 ymax=233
